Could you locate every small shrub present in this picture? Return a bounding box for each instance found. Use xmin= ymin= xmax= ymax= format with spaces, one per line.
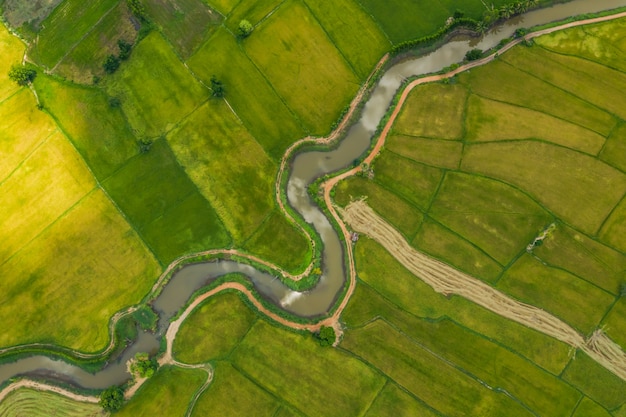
xmin=515 ymin=27 xmax=528 ymax=38
xmin=316 ymin=326 xmax=336 ymax=347
xmin=210 ymin=75 xmax=224 ymax=97
xmin=92 ymin=75 xmax=101 ymax=84
xmin=109 ymin=97 xmax=121 ymax=108
xmin=8 ymin=65 xmax=36 ymax=85
xmin=238 ymin=19 xmax=253 ymax=38
xmin=103 ymin=55 xmax=120 ymax=74
xmin=118 ymin=39 xmax=132 ymax=60
xmin=453 ymin=9 xmax=465 ymax=19
xmin=127 ymin=0 xmax=147 ymax=21
xmin=138 ymin=138 xmax=153 ymax=153
xmin=465 ymin=48 xmax=482 ymax=61
xmin=130 ymin=352 xmax=158 ymax=378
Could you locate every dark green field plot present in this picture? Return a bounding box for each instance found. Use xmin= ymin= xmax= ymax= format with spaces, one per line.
xmin=35 ymin=75 xmax=137 ymax=179
xmin=498 ymin=254 xmax=615 ymax=334
xmin=167 ymin=99 xmax=276 ymax=243
xmin=192 ymin=362 xmax=280 ymax=417
xmin=117 ymin=366 xmax=207 ymax=417
xmin=32 ymin=0 xmax=118 ymax=68
xmin=174 ymin=291 xmax=257 ymax=363
xmin=56 ymin=0 xmax=138 ymax=83
xmin=187 ymin=27 xmax=305 ymax=159
xmin=392 ymin=83 xmax=468 ymax=140
xmin=144 ymin=0 xmax=221 ymax=59
xmin=244 ymin=0 xmax=359 ymax=135
xmin=461 ymin=141 xmax=626 ymax=235
xmin=107 ymin=32 xmax=207 ymax=138
xmin=103 ymin=138 xmax=230 ymax=264
xmin=231 ymin=320 xmax=385 ymax=417
xmin=302 ymin=0 xmax=390 ymax=78
xmin=429 ymin=172 xmax=552 ymax=265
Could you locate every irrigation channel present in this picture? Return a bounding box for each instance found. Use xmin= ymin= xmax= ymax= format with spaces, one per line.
xmin=2 ymin=0 xmax=626 ymax=395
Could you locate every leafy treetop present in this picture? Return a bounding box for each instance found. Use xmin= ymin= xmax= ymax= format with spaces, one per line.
xmin=8 ymin=65 xmax=36 ymax=86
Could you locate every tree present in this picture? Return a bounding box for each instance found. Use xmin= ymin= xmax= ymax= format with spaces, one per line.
xmin=99 ymin=386 xmax=124 ymax=412
xmin=210 ymin=75 xmax=224 ymax=97
xmin=127 ymin=0 xmax=147 ymax=21
xmin=316 ymin=326 xmax=336 ymax=347
xmin=130 ymin=352 xmax=158 ymax=378
xmin=8 ymin=65 xmax=36 ymax=86
xmin=118 ymin=39 xmax=132 ymax=60
xmin=238 ymin=19 xmax=253 ymax=38
xmin=465 ymin=48 xmax=482 ymax=61
xmin=103 ymin=55 xmax=120 ymax=74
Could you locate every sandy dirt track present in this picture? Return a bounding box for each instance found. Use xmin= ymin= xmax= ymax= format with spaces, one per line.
xmin=342 ymin=200 xmax=626 ymax=381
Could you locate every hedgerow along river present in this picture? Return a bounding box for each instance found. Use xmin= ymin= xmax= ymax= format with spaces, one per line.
xmin=1 ymin=0 xmax=625 ymax=391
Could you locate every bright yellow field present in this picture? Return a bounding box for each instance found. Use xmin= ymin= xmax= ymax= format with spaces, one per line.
xmin=0 ymin=23 xmax=25 ymax=101
xmin=0 ymin=189 xmax=160 ymax=351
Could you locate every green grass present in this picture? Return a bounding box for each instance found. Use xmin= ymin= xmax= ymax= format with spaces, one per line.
xmin=334 ymin=176 xmax=424 ymax=240
xmin=243 ymin=210 xmax=311 ymax=272
xmin=187 ymin=27 xmax=305 ymax=159
xmin=601 ymin=192 xmax=626 ymax=252
xmin=191 ymin=362 xmax=280 ymax=417
xmin=429 ymin=172 xmax=552 ymax=265
xmin=364 ymin=382 xmax=439 ymax=417
xmin=572 ymin=397 xmax=612 ymax=417
xmin=563 ymin=351 xmax=626 ymax=410
xmin=230 ymin=320 xmax=385 ymax=417
xmin=498 ymin=254 xmax=615 ymax=334
xmin=224 ymin=0 xmax=285 ymax=34
xmin=33 ymin=0 xmax=118 ymax=68
xmin=413 ymin=219 xmax=503 ymax=284
xmin=357 ymin=0 xmax=449 ymax=44
xmin=342 ymin=320 xmax=533 ymax=417
xmin=392 ymin=83 xmax=468 ymax=140
xmin=174 ymin=291 xmax=257 ymax=363
xmin=534 ymin=224 xmax=626 ymax=295
xmin=600 ymin=122 xmax=626 ymax=172
xmin=0 ymin=388 xmax=105 ymax=417
xmin=0 ymin=89 xmax=58 ymax=182
xmin=458 ymin=59 xmax=617 ymax=136
xmin=0 ymin=22 xmax=26 ymax=101
xmin=243 ymin=0 xmax=359 ymax=135
xmin=602 ymin=298 xmax=626 ymax=349
xmin=350 ymin=238 xmax=572 ymax=374
xmin=34 ymin=75 xmax=138 ymax=179
xmin=166 ymin=99 xmax=276 ymax=243
xmin=461 ymin=141 xmax=626 ymax=235
xmin=302 ymin=0 xmax=390 ymax=78
xmin=55 ymin=1 xmax=138 ymax=84
xmin=0 ymin=189 xmax=160 ymax=351
xmin=117 ymin=366 xmax=206 ymax=416
xmin=372 ymin=151 xmax=442 ymax=210
xmin=144 ymin=0 xmax=221 ymax=59
xmin=387 ymin=135 xmax=463 ymax=169
xmin=204 ymin=0 xmax=240 ymax=15
xmin=464 ymin=94 xmax=605 ymax=154
xmin=106 ymin=31 xmax=207 ymax=138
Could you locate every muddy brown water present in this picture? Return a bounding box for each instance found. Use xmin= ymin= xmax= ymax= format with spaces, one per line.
xmin=1 ymin=0 xmax=624 ymax=391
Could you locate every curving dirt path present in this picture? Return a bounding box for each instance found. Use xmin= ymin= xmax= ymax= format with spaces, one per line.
xmin=3 ymin=8 xmax=626 ymax=407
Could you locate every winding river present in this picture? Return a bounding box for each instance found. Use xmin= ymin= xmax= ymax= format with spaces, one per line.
xmin=1 ymin=0 xmax=625 ymax=393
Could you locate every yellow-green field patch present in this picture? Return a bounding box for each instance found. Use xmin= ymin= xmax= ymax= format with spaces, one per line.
xmin=387 ymin=135 xmax=462 ymax=169
xmin=602 ymin=298 xmax=626 ymax=349
xmin=107 ymin=32 xmax=207 ymax=137
xmin=461 ymin=141 xmax=626 ymax=235
xmin=498 ymin=254 xmax=615 ymax=334
xmin=225 ymin=0 xmax=285 ymax=34
xmin=174 ymin=291 xmax=257 ymax=363
xmin=0 ymin=189 xmax=160 ymax=351
xmin=0 ymin=132 xmax=95 ymax=265
xmin=599 ymin=195 xmax=626 ymax=253
xmin=393 ymin=83 xmax=467 ymax=140
xmin=167 ymin=99 xmax=275 ymax=242
xmin=0 ymin=88 xmax=57 ymax=182
xmin=572 ymin=397 xmax=612 ymax=417
xmin=364 ymin=382 xmax=438 ymax=417
xmin=0 ymin=22 xmax=25 ymax=101
xmin=204 ymin=0 xmax=239 ymax=15
xmin=600 ymin=122 xmax=626 ymax=172
xmin=0 ymin=388 xmax=105 ymax=417
xmin=464 ymin=95 xmax=605 ymax=154
xmin=244 ymin=0 xmax=359 ymax=135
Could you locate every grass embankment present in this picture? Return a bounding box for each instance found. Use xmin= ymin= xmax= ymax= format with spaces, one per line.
xmin=0 ymin=388 xmax=105 ymax=417
xmin=334 ymin=16 xmax=626 ymax=415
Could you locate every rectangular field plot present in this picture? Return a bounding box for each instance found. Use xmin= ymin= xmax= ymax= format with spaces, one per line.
xmin=231 ymin=320 xmax=385 ymax=417
xmin=225 ymin=0 xmax=284 ymax=33
xmin=107 ymin=32 xmax=208 ymax=138
xmin=0 ymin=89 xmax=57 ymax=182
xmin=387 ymin=135 xmax=463 ymax=169
xmin=358 ymin=0 xmax=448 ymax=44
xmin=498 ymin=254 xmax=615 ymax=334
xmin=244 ymin=0 xmax=359 ymax=135
xmin=35 ymin=75 xmax=138 ymax=179
xmin=117 ymin=366 xmax=206 ymax=416
xmin=187 ymin=27 xmax=305 ymax=159
xmin=572 ymin=397 xmax=612 ymax=417
xmin=601 ymin=123 xmax=626 ymax=172
xmin=192 ymin=362 xmax=280 ymax=417
xmin=56 ymin=0 xmax=138 ymax=83
xmin=0 ymin=132 xmax=94 ymax=265
xmin=464 ymin=95 xmax=605 ymax=154
xmin=144 ymin=0 xmax=221 ymax=59
xmin=0 ymin=189 xmax=160 ymax=351
xmin=342 ymin=320 xmax=533 ymax=417
xmin=167 ymin=99 xmax=276 ymax=242
xmin=461 ymin=141 xmax=626 ymax=235
xmin=392 ymin=83 xmax=468 ymax=140
xmin=364 ymin=382 xmax=438 ymax=417
xmin=204 ymin=0 xmax=239 ymax=15
xmin=602 ymin=299 xmax=626 ymax=349
xmin=429 ymin=172 xmax=552 ymax=265
xmin=302 ymin=0 xmax=390 ymax=78
xmin=33 ymin=0 xmax=118 ymax=68
xmin=0 ymin=23 xmax=26 ymax=101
